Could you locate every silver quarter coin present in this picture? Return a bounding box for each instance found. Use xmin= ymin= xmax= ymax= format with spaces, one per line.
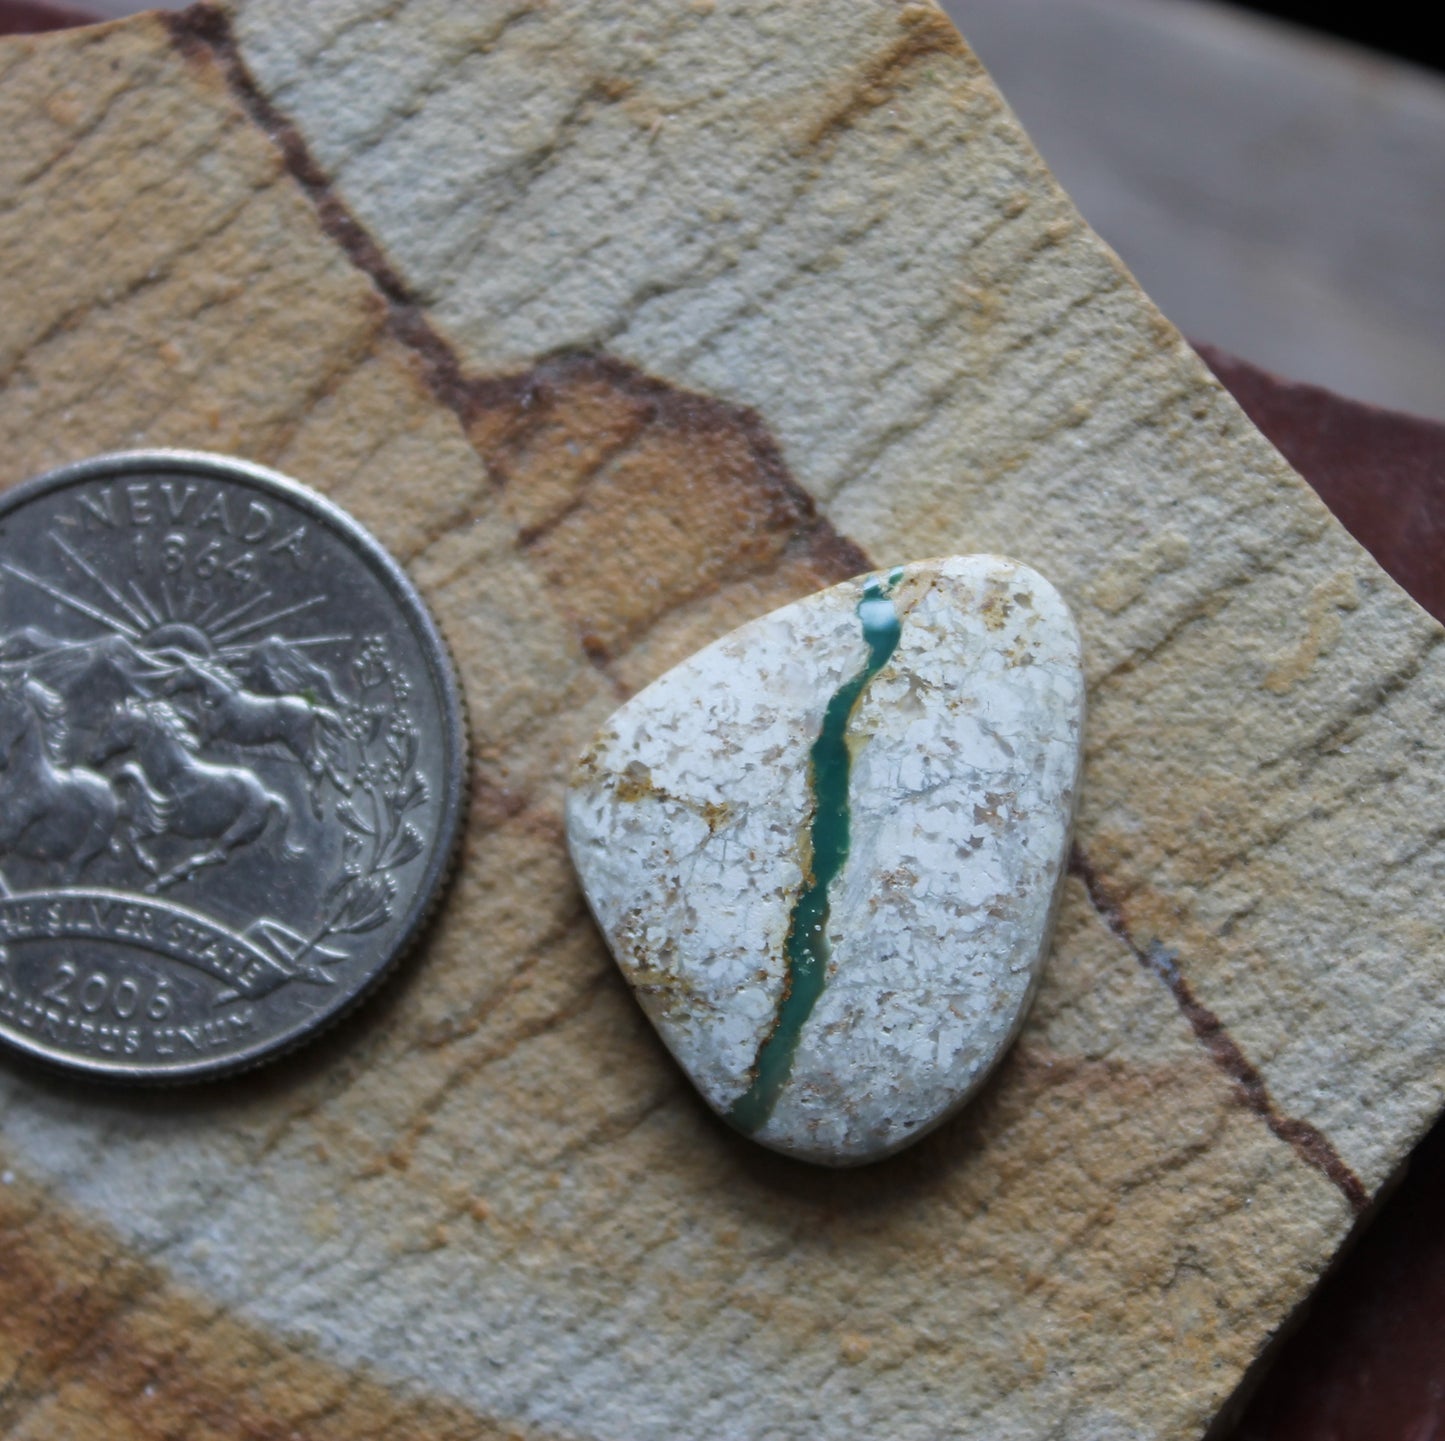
xmin=0 ymin=451 xmax=466 ymax=1081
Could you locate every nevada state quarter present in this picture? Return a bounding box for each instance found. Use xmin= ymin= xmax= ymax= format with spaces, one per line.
xmin=0 ymin=451 xmax=466 ymax=1080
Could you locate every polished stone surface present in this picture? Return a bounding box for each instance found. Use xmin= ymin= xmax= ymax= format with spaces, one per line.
xmin=567 ymin=556 xmax=1085 ymax=1165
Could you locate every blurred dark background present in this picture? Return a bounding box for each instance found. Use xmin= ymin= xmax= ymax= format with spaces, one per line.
xmin=945 ymin=0 xmax=1445 ymax=422
xmin=1227 ymin=1 xmax=1445 ymax=72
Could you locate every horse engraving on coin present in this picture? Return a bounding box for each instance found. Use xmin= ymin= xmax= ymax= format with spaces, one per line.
xmin=0 ymin=452 xmax=466 ymax=1080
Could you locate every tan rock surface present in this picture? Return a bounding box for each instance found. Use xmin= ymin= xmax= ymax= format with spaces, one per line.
xmin=0 ymin=4 xmax=1441 ymax=1438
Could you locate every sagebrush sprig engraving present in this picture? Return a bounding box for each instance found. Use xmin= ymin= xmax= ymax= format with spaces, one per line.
xmin=301 ymin=655 xmax=429 ymax=965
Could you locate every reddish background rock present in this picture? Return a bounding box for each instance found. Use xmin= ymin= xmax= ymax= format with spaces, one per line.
xmin=1230 ymin=1118 xmax=1445 ymax=1441
xmin=1199 ymin=344 xmax=1445 ymax=626
xmin=0 ymin=0 xmax=96 ymax=35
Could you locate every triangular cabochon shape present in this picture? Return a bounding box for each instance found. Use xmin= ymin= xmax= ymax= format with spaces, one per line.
xmin=566 ymin=556 xmax=1084 ymax=1165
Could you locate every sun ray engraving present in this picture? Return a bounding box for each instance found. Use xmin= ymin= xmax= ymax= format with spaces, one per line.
xmin=50 ymin=535 xmax=154 ymax=632
xmin=0 ymin=559 xmax=142 ymax=639
xmin=126 ymin=580 xmax=164 ymax=627
xmin=207 ymin=590 xmax=273 ymax=636
xmin=277 ymin=633 xmax=351 ymax=649
xmin=215 ymin=594 xmax=324 ymax=642
xmin=216 ymin=634 xmax=351 ymax=662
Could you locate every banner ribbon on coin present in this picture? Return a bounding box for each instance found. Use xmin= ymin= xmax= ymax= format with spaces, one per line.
xmin=0 ymin=890 xmax=325 ymax=1001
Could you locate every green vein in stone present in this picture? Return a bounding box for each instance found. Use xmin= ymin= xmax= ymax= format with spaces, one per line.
xmin=727 ymin=571 xmax=903 ymax=1135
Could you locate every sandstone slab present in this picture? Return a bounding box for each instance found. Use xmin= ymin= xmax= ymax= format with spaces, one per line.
xmin=0 ymin=5 xmax=1443 ymax=1441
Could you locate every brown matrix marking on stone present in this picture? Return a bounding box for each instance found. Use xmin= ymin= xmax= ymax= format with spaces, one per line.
xmin=803 ymin=4 xmax=968 ymax=150
xmin=159 ymin=0 xmax=1368 ymax=1201
xmin=462 ymin=351 xmax=872 ymax=661
xmin=1069 ymin=847 xmax=1369 ymax=1215
xmin=164 ymin=5 xmax=869 ymax=675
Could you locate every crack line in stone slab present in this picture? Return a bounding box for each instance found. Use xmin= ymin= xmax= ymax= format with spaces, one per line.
xmin=727 ymin=569 xmax=903 ymax=1134
xmin=1069 ymin=846 xmax=1369 ymax=1214
xmin=163 ymin=6 xmax=870 ymax=591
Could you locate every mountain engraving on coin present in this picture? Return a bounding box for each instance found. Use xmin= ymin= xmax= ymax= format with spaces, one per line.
xmin=0 ymin=451 xmax=466 ymax=1080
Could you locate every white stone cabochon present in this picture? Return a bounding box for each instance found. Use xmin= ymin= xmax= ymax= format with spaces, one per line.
xmin=566 ymin=555 xmax=1084 ymax=1164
